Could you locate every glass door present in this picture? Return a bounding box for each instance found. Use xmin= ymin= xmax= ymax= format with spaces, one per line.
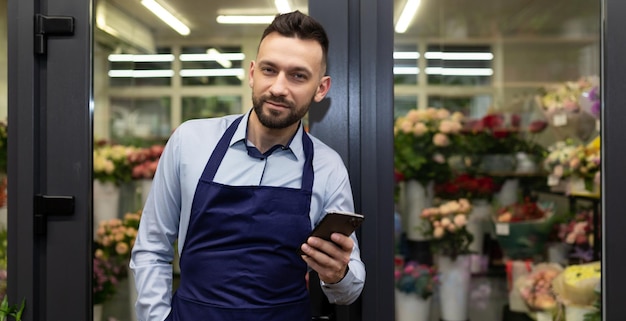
xmin=392 ymin=1 xmax=602 ymax=320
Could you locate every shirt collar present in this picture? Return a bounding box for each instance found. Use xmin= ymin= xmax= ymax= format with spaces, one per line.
xmin=230 ymin=109 xmax=305 ymax=161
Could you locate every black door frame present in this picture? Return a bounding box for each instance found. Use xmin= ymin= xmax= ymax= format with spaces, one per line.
xmin=309 ymin=0 xmax=395 ymax=320
xmin=603 ymin=0 xmax=626 ymax=320
xmin=8 ymin=0 xmax=93 ymax=319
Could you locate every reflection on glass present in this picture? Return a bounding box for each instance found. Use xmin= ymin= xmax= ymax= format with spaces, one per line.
xmin=109 ymin=97 xmax=171 ymax=146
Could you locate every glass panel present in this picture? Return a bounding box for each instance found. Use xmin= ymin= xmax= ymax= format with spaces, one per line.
xmin=394 ymin=44 xmax=419 ymax=85
xmin=93 ymin=1 xmax=309 ymax=320
xmin=428 ymin=95 xmax=492 ymax=118
xmin=426 ymin=44 xmax=492 ymax=86
xmin=394 ymin=95 xmax=418 ymax=118
xmin=108 ymin=47 xmax=173 ymax=87
xmin=182 ymin=96 xmax=242 ymax=122
xmin=180 ymin=46 xmax=244 ymax=86
xmin=109 ymin=97 xmax=171 ymax=146
xmin=393 ymin=1 xmax=601 ymax=320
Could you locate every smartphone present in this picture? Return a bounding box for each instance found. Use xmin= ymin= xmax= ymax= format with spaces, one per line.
xmin=299 ymin=211 xmax=364 ymax=255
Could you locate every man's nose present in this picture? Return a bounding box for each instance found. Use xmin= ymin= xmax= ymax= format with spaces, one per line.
xmin=269 ymin=72 xmax=289 ymax=97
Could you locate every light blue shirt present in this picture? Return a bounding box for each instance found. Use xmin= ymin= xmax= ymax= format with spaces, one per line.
xmin=130 ymin=111 xmax=366 ymax=321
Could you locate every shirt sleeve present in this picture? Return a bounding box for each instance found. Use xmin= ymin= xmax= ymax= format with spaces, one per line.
xmin=317 ymin=159 xmax=366 ymax=305
xmin=130 ymin=128 xmax=182 ymax=321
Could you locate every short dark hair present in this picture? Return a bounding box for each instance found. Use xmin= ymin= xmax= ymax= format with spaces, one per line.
xmin=260 ymin=10 xmax=329 ymax=68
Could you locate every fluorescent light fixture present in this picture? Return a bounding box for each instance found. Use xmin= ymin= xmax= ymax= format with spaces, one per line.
xmin=393 ymin=67 xmax=420 ymax=75
xmin=217 ymin=15 xmax=275 ymax=24
xmin=108 ymin=54 xmax=175 ymax=62
xmin=395 ymin=0 xmax=421 ymax=33
xmin=424 ymin=52 xmax=494 ymax=60
xmin=274 ymin=0 xmax=292 ymax=13
xmin=425 ymin=67 xmax=493 ymax=76
xmin=108 ymin=70 xmax=175 ymax=78
xmin=393 ymin=51 xmax=420 ymax=59
xmin=179 ymin=53 xmax=245 ymax=62
xmin=141 ymin=0 xmax=190 ymax=36
xmin=180 ymin=69 xmax=245 ymax=77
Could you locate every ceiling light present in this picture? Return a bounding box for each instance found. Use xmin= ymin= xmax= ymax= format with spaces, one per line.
xmin=108 ymin=54 xmax=175 ymax=62
xmin=274 ymin=0 xmax=292 ymax=14
xmin=108 ymin=70 xmax=175 ymax=78
xmin=393 ymin=51 xmax=420 ymax=59
xmin=207 ymin=48 xmax=232 ymax=68
xmin=141 ymin=0 xmax=190 ymax=36
xmin=395 ymin=0 xmax=421 ymax=34
xmin=216 ymin=15 xmax=276 ymax=24
xmin=425 ymin=67 xmax=493 ymax=76
xmin=424 ymin=52 xmax=494 ymax=60
xmin=393 ymin=67 xmax=420 ymax=75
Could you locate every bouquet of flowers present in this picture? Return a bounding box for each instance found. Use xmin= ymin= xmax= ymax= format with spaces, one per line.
xmin=551 ymin=261 xmax=601 ymax=309
xmin=93 ymin=140 xmax=138 ymax=185
xmin=394 ymin=107 xmax=464 ymax=185
xmin=420 ymin=199 xmax=473 ymax=260
xmin=94 ymin=210 xmax=142 ymax=269
xmin=435 ymin=173 xmax=501 ymax=201
xmin=544 ymin=137 xmax=600 ymax=192
xmin=539 ymin=77 xmax=597 ymax=114
xmin=93 ymin=255 xmax=121 ymax=304
xmin=394 ymin=256 xmax=437 ymax=299
xmin=557 ymin=208 xmax=594 ymax=263
xmin=458 ymin=113 xmax=547 ymax=174
xmin=128 ymin=145 xmax=164 ymax=180
xmin=494 ymin=198 xmax=555 ymax=260
xmin=517 ymin=263 xmax=563 ymax=312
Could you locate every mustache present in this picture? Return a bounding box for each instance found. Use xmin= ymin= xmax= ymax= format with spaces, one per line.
xmin=261 ymin=95 xmax=294 ymax=107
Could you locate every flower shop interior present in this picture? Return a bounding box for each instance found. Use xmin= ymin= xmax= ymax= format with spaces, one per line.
xmin=4 ymin=0 xmax=625 ymax=320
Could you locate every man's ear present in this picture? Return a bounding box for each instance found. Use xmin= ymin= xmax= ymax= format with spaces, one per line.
xmin=313 ymin=76 xmax=331 ymax=102
xmin=248 ymin=61 xmax=255 ymax=88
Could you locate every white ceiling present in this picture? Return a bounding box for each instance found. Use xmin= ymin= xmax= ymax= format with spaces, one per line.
xmin=105 ymin=0 xmax=600 ymax=45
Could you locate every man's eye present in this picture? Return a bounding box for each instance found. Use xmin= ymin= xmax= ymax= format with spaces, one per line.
xmin=261 ymin=67 xmax=275 ymax=74
xmin=293 ymin=73 xmax=307 ymax=80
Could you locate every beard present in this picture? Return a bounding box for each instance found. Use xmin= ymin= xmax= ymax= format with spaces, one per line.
xmin=252 ymin=93 xmax=312 ymax=129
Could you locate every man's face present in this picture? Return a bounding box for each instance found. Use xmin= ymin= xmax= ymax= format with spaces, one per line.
xmin=249 ymin=32 xmax=331 ymax=130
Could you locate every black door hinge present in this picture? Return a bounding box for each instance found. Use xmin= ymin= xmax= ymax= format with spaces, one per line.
xmin=34 ymin=194 xmax=75 ymax=236
xmin=34 ymin=14 xmax=75 ymax=55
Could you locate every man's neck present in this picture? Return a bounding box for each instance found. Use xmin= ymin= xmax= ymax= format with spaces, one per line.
xmin=247 ymin=110 xmax=299 ymax=154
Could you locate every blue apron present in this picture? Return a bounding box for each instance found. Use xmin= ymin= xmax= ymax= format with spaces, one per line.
xmin=166 ymin=116 xmax=314 ymax=321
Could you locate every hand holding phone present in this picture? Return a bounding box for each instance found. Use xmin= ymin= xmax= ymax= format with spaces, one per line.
xmin=299 ymin=211 xmax=364 ymax=255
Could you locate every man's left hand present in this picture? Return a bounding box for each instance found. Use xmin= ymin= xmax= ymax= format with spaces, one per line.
xmin=300 ymin=233 xmax=353 ymax=284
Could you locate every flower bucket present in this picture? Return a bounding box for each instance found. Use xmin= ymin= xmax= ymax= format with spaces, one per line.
xmin=93 ymin=303 xmax=103 ymax=321
xmin=467 ymin=199 xmax=491 ymax=253
xmin=568 ymin=176 xmax=599 ymax=195
xmin=405 ymin=179 xmax=434 ymax=241
xmin=127 ymin=266 xmax=138 ymax=321
xmin=139 ymin=178 xmax=153 ymax=205
xmin=437 ymin=255 xmax=471 ymax=321
xmin=395 ymin=289 xmax=431 ymax=321
xmin=93 ymin=180 xmax=120 ymax=239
